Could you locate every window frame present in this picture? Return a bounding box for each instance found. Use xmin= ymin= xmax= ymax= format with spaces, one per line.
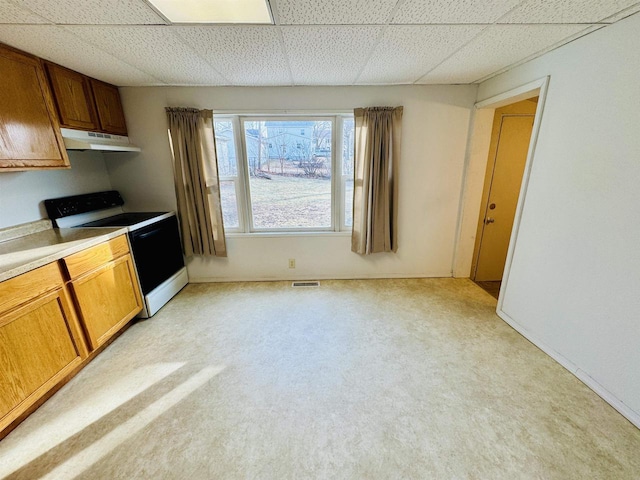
xmin=213 ymin=112 xmax=354 ymax=235
xmin=213 ymin=115 xmax=247 ymax=233
xmin=338 ymin=114 xmax=354 ymax=231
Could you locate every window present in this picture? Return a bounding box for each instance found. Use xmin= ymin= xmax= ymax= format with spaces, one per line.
xmin=342 ymin=117 xmax=354 ymax=227
xmin=213 ymin=114 xmax=354 ymax=233
xmin=213 ymin=120 xmax=240 ymax=229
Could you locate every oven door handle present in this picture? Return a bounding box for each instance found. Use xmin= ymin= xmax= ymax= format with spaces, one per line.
xmin=134 ymin=228 xmax=162 ymax=240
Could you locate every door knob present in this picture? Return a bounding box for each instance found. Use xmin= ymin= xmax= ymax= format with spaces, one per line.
xmin=485 ymin=217 xmax=495 ymax=224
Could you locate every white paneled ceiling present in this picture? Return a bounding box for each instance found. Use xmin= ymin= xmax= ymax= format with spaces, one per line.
xmin=357 ymin=25 xmax=485 ymax=84
xmin=17 ymin=0 xmax=166 ymax=24
xmin=0 ymin=24 xmax=159 ymax=85
xmin=173 ymin=26 xmax=290 ymax=85
xmin=67 ymin=25 xmax=226 ymax=85
xmin=282 ymin=26 xmax=383 ymax=85
xmin=391 ymin=0 xmax=522 ymax=24
xmin=0 ymin=0 xmax=48 ymax=23
xmin=420 ymin=24 xmax=589 ymax=84
xmin=0 ymin=0 xmax=638 ymax=87
xmin=497 ymin=0 xmax=640 ymax=24
xmin=276 ymin=0 xmax=399 ymax=25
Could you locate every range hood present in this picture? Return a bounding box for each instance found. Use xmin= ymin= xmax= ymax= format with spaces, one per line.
xmin=61 ymin=128 xmax=141 ymax=152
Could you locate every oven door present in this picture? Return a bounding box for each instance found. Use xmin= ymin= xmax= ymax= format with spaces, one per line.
xmin=129 ymin=216 xmax=184 ymax=295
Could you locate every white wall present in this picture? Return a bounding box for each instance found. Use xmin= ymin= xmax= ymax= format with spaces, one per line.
xmin=476 ymin=14 xmax=640 ymax=425
xmin=0 ymin=151 xmax=112 ymax=229
xmin=109 ymin=85 xmax=477 ymax=281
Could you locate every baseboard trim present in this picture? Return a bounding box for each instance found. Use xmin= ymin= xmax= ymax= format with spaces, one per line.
xmin=497 ymin=308 xmax=640 ymax=429
xmin=188 ymin=272 xmax=444 ymax=283
xmin=572 ymin=368 xmax=640 ymax=429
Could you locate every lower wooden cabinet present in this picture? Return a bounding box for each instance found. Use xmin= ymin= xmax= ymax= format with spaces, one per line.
xmin=0 ymin=234 xmax=143 ymax=437
xmin=0 ymin=264 xmax=84 ymax=432
xmin=69 ymin=253 xmax=141 ymax=349
xmin=63 ymin=235 xmax=142 ymax=350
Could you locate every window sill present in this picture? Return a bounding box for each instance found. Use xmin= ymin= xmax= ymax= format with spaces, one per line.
xmin=226 ymin=231 xmax=352 ymax=239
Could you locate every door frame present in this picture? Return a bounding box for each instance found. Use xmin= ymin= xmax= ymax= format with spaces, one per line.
xmin=453 ymin=76 xmax=550 ymax=310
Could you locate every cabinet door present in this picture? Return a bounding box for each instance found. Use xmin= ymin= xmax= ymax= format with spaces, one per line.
xmin=45 ymin=62 xmax=98 ymax=131
xmin=0 ymin=43 xmax=69 ymax=170
xmin=90 ymin=79 xmax=128 ymax=135
xmin=0 ymin=288 xmax=83 ymax=431
xmin=70 ymin=254 xmax=142 ymax=350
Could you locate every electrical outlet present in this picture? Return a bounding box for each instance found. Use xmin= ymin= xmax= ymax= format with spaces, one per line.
xmin=288 ymin=259 xmax=295 ymax=269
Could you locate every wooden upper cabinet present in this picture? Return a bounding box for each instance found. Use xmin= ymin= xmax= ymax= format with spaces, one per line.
xmin=90 ymin=79 xmax=128 ymax=135
xmin=44 ymin=63 xmax=128 ymax=136
xmin=44 ymin=62 xmax=98 ymax=131
xmin=0 ymin=43 xmax=70 ymax=171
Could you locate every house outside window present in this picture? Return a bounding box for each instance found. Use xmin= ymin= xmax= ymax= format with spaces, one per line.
xmin=213 ymin=114 xmax=354 ymax=233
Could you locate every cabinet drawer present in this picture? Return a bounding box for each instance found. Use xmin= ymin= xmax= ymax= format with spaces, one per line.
xmin=0 ymin=263 xmax=62 ymax=315
xmin=64 ymin=235 xmax=130 ymax=279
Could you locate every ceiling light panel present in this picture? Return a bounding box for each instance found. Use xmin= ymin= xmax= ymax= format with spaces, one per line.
xmin=0 ymin=25 xmax=160 ymax=85
xmin=281 ymin=26 xmax=383 ymax=84
xmin=357 ymin=25 xmax=485 ymax=84
xmin=391 ymin=0 xmax=522 ymax=24
xmin=0 ymin=0 xmax=50 ymax=23
xmin=15 ymin=0 xmax=166 ymax=24
xmin=148 ymin=0 xmax=272 ymax=24
xmin=67 ymin=26 xmax=226 ymax=85
xmin=498 ymin=0 xmax=640 ymax=24
xmin=172 ymin=26 xmax=291 ymax=85
xmin=275 ymin=0 xmax=398 ymax=25
xmin=420 ymin=24 xmax=587 ymax=84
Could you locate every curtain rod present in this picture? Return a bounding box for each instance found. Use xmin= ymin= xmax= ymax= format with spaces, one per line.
xmin=211 ymin=109 xmax=354 ymax=115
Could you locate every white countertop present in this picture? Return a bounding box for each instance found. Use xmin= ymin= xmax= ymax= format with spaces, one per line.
xmin=0 ymin=221 xmax=128 ymax=283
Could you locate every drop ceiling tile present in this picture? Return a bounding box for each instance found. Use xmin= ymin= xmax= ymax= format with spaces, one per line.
xmin=172 ymin=26 xmax=291 ymax=86
xmin=275 ymin=0 xmax=398 ymax=25
xmin=281 ymin=26 xmax=382 ymax=84
xmin=16 ymin=0 xmax=166 ymax=25
xmin=420 ymin=25 xmax=587 ymax=84
xmin=67 ymin=26 xmax=226 ymax=85
xmin=601 ymin=3 xmax=640 ymax=22
xmin=357 ymin=25 xmax=485 ymax=84
xmin=391 ymin=0 xmax=522 ymax=24
xmin=0 ymin=0 xmax=49 ymax=23
xmin=498 ymin=0 xmax=640 ymax=24
xmin=0 ymin=25 xmax=160 ymax=85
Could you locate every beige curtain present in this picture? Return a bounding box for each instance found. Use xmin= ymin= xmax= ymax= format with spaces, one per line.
xmin=351 ymin=106 xmax=403 ymax=255
xmin=166 ymin=107 xmax=226 ymax=257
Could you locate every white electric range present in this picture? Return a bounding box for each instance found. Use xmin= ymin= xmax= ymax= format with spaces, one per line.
xmin=45 ymin=191 xmax=188 ymax=318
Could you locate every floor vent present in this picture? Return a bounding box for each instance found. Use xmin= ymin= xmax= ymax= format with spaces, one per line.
xmin=292 ymin=281 xmax=320 ymax=287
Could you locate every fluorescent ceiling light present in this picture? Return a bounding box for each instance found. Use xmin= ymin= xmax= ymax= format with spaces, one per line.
xmin=149 ymin=0 xmax=272 ymax=24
